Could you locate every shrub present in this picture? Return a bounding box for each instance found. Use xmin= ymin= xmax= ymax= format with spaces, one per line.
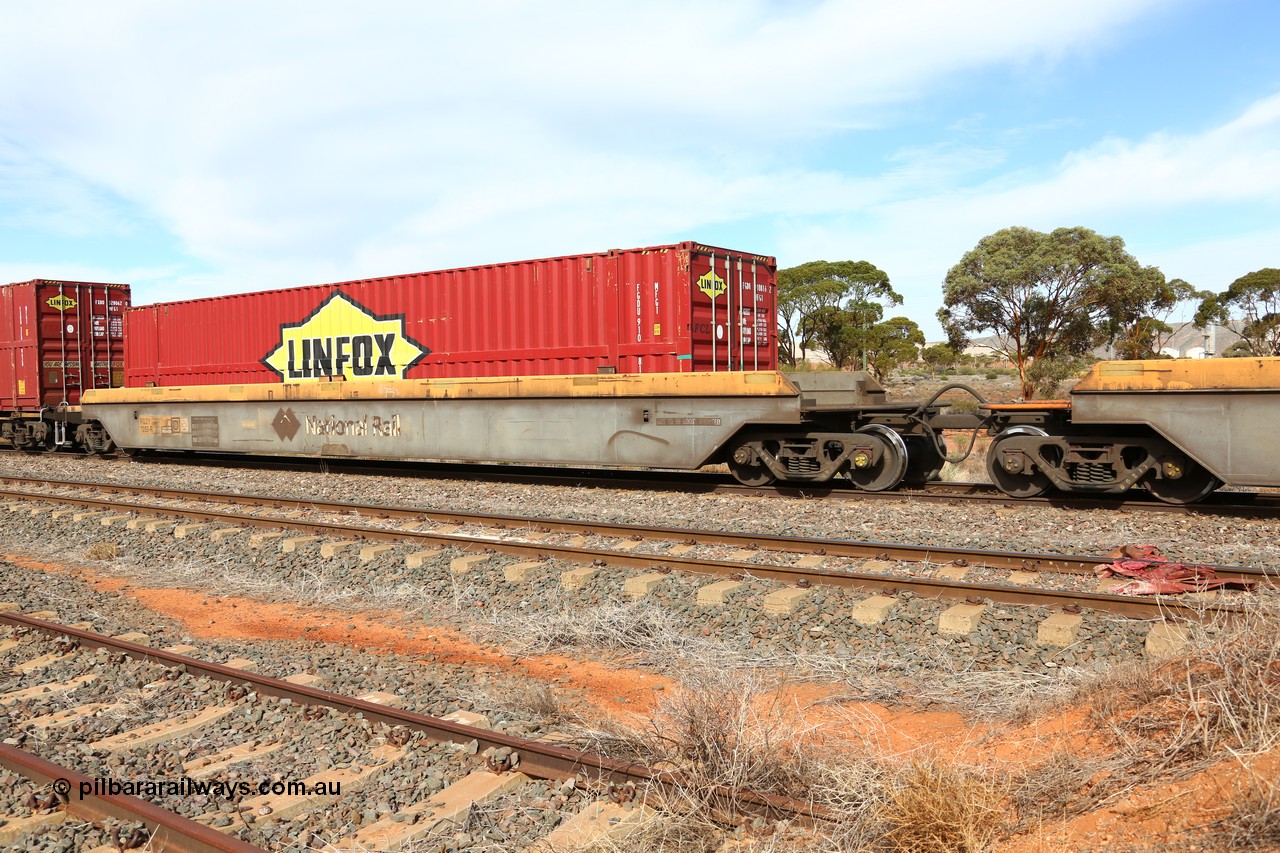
xmin=878 ymin=758 xmax=1005 ymax=853
xmin=85 ymin=541 xmax=121 ymax=560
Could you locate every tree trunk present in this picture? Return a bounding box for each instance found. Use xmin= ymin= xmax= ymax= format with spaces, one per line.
xmin=1018 ymin=361 xmax=1034 ymax=400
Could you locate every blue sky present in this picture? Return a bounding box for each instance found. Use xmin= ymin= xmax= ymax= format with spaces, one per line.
xmin=2 ymin=0 xmax=1277 ymax=338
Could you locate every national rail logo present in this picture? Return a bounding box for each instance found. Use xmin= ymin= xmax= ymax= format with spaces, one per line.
xmin=261 ymin=291 xmax=430 ymax=382
xmin=272 ymin=408 xmax=301 ymax=441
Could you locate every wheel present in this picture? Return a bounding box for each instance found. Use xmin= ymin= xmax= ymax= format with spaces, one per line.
xmin=902 ymin=434 xmax=946 ymax=485
xmin=986 ymin=428 xmax=1052 ymax=498
xmin=846 ymin=424 xmax=908 ymax=492
xmin=19 ymin=425 xmax=55 ymax=453
xmin=727 ymin=442 xmax=777 ymax=487
xmin=1144 ymin=458 xmax=1221 ymax=505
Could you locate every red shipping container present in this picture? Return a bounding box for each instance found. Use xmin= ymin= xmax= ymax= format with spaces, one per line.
xmin=125 ymin=242 xmax=776 ymax=387
xmin=0 ymin=280 xmax=131 ymax=408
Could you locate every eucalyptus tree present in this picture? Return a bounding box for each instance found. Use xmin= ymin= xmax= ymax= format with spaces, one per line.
xmin=1194 ymin=268 xmax=1280 ymax=356
xmin=938 ymin=226 xmax=1182 ymax=399
xmin=776 ymin=260 xmax=900 ymax=366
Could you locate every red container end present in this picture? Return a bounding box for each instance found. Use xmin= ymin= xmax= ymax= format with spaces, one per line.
xmin=124 ymin=242 xmax=776 ymax=387
xmin=0 ymin=280 xmax=131 ymax=408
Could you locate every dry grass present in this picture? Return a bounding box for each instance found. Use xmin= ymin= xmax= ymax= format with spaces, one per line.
xmin=478 ymin=599 xmax=692 ymax=659
xmin=561 ymin=604 xmax=1280 ymax=852
xmin=85 ymin=541 xmax=120 ymax=560
xmin=938 ymin=431 xmax=992 ymax=483
xmin=467 ymin=680 xmax=566 ymax=726
xmin=878 ymin=758 xmax=1005 ymax=853
xmin=1006 ymin=749 xmax=1113 ymax=830
xmin=1207 ymin=766 xmax=1280 ymax=851
xmin=562 ymin=669 xmax=1011 ymax=853
xmin=1083 ymin=601 xmax=1280 ymax=774
xmin=911 ymin=664 xmax=1089 ymax=723
xmin=583 ymin=668 xmax=825 ymax=801
xmin=556 ymin=809 xmax=725 ymax=853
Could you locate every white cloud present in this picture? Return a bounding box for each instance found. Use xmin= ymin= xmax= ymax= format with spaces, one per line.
xmin=1140 ymin=227 xmax=1280 ymax=293
xmin=0 ymin=0 xmax=1165 ymax=291
xmin=5 ymin=0 xmax=1273 ymax=345
xmin=769 ymin=85 xmax=1280 ymax=335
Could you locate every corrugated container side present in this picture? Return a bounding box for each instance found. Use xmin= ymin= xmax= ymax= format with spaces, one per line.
xmin=124 ymin=242 xmax=776 ymax=387
xmin=0 ymin=280 xmax=130 ymax=408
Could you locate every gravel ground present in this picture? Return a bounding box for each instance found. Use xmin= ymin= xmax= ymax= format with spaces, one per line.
xmin=0 ymin=451 xmax=1263 ymax=848
xmin=4 ymin=454 xmax=1280 ymax=568
xmin=1 ymin=481 xmax=1156 ymax=693
xmin=2 ymin=453 xmax=1267 ymax=691
xmin=0 ymin=570 xmax=597 ymax=850
xmin=10 ymin=478 xmax=1270 ymax=616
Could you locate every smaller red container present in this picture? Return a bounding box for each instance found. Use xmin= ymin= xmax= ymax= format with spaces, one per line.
xmin=125 ymin=242 xmax=777 ymax=387
xmin=0 ymin=280 xmax=131 ymax=409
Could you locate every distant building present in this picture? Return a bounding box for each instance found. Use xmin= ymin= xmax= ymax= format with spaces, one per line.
xmin=1156 ymin=322 xmax=1241 ymax=358
xmin=940 ymin=322 xmax=1243 ymax=362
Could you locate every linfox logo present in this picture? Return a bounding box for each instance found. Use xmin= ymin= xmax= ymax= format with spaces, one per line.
xmin=696 ymin=270 xmax=726 ymax=300
xmin=47 ymin=295 xmax=77 ymax=311
xmin=261 ymin=291 xmax=430 ymax=381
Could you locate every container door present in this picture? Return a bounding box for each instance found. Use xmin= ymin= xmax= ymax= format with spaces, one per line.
xmin=87 ymin=285 xmax=128 ymax=389
xmin=10 ymin=288 xmax=37 ymax=408
xmin=739 ymin=257 xmax=773 ymax=371
xmin=689 ymin=251 xmax=724 ymax=371
xmin=0 ymin=288 xmax=15 ymax=407
xmin=86 ymin=286 xmax=107 ymax=389
xmin=37 ymin=283 xmax=79 ymax=406
xmin=691 ymin=250 xmax=743 ymax=371
xmin=687 ymin=249 xmax=778 ymax=373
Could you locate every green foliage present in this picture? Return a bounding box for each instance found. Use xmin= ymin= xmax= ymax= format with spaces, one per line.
xmin=1102 ymin=272 xmax=1199 ymax=359
xmin=1194 ymin=268 xmax=1280 ymax=356
xmin=921 ymin=343 xmax=958 ymax=376
xmin=1026 ymin=355 xmax=1094 ymax=399
xmin=937 ymin=226 xmax=1179 ymax=399
xmin=801 ymin=305 xmax=923 ymax=378
xmin=798 ymin=302 xmax=921 ymax=376
xmin=864 ymin=316 xmax=925 ymax=381
xmin=776 ymin=260 xmax=900 ymax=366
xmin=805 ymin=301 xmax=879 ymax=370
xmin=1222 ymin=339 xmax=1256 ymax=358
xmin=1113 ymin=315 xmax=1174 ymax=360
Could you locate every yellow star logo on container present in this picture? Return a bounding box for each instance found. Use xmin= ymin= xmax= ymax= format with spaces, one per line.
xmin=696 ymin=270 xmax=726 ymax=300
xmin=261 ymin=291 xmax=430 ymax=381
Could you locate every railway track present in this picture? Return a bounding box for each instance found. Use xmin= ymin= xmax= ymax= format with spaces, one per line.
xmin=117 ymin=450 xmax=1280 ymax=519
xmin=0 ymin=741 xmax=261 ymax=853
xmin=2 ymin=470 xmax=1271 ymax=847
xmin=1 ymin=609 xmax=817 ymax=851
xmin=0 ymin=476 xmax=1270 ymax=623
